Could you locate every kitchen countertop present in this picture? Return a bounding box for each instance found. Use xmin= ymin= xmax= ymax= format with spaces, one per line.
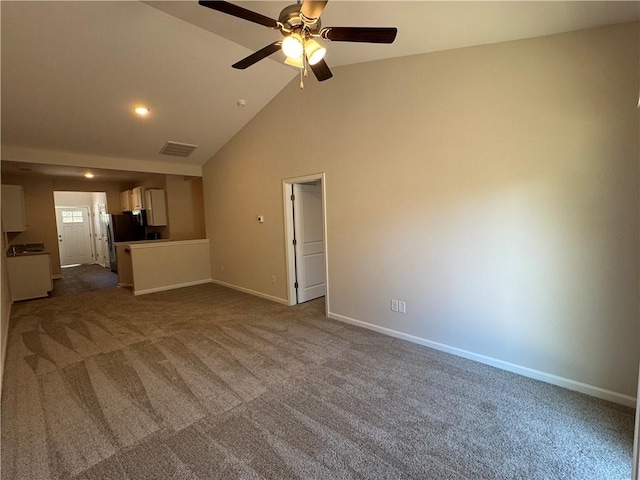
xmin=6 ymin=251 xmax=51 ymax=257
xmin=114 ymin=239 xmax=171 ymax=245
xmin=6 ymin=243 xmax=49 ymax=257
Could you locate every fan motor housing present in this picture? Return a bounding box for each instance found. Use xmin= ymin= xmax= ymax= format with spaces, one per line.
xmin=279 ymin=4 xmax=321 ymax=35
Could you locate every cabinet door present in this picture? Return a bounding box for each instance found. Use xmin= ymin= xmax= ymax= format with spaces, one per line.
xmin=7 ymin=254 xmax=52 ymax=301
xmin=131 ymin=187 xmax=145 ymax=210
xmin=1 ymin=184 xmax=27 ymax=232
xmin=144 ymin=189 xmax=167 ymax=226
xmin=120 ymin=190 xmax=132 ymax=212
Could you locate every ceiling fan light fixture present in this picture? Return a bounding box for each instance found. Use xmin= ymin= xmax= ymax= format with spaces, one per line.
xmin=305 ymin=39 xmax=326 ymax=66
xmin=198 ymin=0 xmax=398 ymax=84
xmin=282 ymin=33 xmax=303 ymax=59
xmin=284 ymin=56 xmax=304 ymax=68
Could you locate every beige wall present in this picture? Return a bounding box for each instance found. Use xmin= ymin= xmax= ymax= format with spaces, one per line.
xmin=2 ymin=175 xmax=130 ymax=276
xmin=202 ymin=23 xmax=639 ymax=400
xmin=54 ymin=191 xmax=99 ymax=207
xmin=130 ymin=239 xmax=211 ymax=295
xmin=166 ymin=175 xmax=206 ymax=241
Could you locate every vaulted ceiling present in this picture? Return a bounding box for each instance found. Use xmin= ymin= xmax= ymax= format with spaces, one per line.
xmin=2 ymin=1 xmax=638 ymax=179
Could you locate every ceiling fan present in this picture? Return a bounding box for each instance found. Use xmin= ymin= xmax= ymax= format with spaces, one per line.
xmin=198 ymin=0 xmax=398 ymax=86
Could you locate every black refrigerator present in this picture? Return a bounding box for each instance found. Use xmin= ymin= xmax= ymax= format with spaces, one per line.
xmin=107 ymin=214 xmax=145 ymax=272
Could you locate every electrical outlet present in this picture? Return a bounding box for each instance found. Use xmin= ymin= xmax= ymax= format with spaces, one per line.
xmin=220 ymin=264 xmax=225 ymax=272
xmin=271 ymin=275 xmax=276 ymax=284
xmin=391 ymin=299 xmax=399 ymax=312
xmin=398 ymin=301 xmax=406 ymax=314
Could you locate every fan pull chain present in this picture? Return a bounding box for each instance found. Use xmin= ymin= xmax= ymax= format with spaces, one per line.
xmin=299 ymin=44 xmax=308 ymax=89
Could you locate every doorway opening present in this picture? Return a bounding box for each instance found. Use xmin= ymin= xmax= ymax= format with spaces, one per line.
xmin=54 ymin=191 xmax=110 ymax=267
xmin=283 ymin=174 xmax=329 ymax=313
xmin=53 ymin=191 xmax=115 ymax=296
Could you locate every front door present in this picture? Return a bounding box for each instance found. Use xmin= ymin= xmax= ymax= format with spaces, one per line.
xmin=292 ymin=183 xmax=326 ymax=303
xmin=55 ymin=207 xmax=94 ymax=266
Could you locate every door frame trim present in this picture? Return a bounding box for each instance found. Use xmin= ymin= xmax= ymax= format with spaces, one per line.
xmin=282 ymin=173 xmax=329 ymax=312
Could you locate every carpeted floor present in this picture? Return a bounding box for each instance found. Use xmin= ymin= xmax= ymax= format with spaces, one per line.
xmin=1 ymin=283 xmax=634 ymax=479
xmin=50 ymin=264 xmax=118 ymax=298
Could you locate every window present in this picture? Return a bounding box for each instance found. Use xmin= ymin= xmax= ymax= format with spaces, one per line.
xmin=61 ymin=210 xmax=84 ymax=223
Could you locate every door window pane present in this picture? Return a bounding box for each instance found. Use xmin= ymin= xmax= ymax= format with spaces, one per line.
xmin=61 ymin=210 xmax=84 ymax=223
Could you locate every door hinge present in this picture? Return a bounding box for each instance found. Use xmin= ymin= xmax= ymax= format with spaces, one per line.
xmin=292 ymin=239 xmax=297 ymax=246
xmin=290 ymin=194 xmax=295 ymax=201
xmin=294 ymin=282 xmax=299 ymax=289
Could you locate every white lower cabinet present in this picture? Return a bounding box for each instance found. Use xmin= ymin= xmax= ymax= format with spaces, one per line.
xmin=6 ymin=254 xmax=53 ymax=301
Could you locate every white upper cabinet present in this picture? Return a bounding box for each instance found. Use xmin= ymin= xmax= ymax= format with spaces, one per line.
xmin=120 ymin=190 xmax=132 ymax=212
xmin=131 ymin=186 xmax=145 ymax=210
xmin=144 ymin=189 xmax=167 ymax=226
xmin=2 ymin=184 xmax=28 ymax=232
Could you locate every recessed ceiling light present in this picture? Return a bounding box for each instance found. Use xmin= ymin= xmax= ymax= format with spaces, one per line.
xmin=84 ymin=172 xmax=94 ymax=179
xmin=134 ymin=106 xmax=150 ymax=116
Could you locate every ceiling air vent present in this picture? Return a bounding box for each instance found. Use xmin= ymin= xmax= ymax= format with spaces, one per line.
xmin=159 ymin=141 xmax=198 ymax=157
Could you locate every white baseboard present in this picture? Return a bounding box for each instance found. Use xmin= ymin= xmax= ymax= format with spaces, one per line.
xmin=134 ymin=279 xmax=212 ymax=296
xmin=211 ymin=279 xmax=289 ymax=305
xmin=328 ymin=311 xmax=636 ymax=408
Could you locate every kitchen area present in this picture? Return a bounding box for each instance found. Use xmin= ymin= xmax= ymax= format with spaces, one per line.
xmin=2 ymin=185 xmax=53 ymax=301
xmin=107 ymin=186 xmax=168 ymax=274
xmin=1 ymin=173 xmax=207 ymax=301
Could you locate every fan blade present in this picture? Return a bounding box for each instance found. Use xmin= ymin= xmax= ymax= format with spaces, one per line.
xmin=232 ymin=42 xmax=282 ymax=69
xmin=321 ymin=26 xmax=397 ymax=44
xmin=300 ymin=0 xmax=328 ymax=20
xmin=310 ymin=59 xmax=333 ymax=82
xmin=198 ymin=1 xmax=279 ymax=29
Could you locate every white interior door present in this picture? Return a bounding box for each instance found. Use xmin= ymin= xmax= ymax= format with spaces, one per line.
xmin=293 ymin=183 xmax=326 ymax=303
xmin=55 ymin=207 xmax=94 ymax=266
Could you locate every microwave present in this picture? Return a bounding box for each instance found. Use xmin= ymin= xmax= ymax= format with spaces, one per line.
xmin=131 ymin=209 xmax=147 ymax=227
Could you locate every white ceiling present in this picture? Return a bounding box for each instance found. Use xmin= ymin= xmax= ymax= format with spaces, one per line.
xmin=1 ymin=160 xmax=159 ymax=183
xmin=2 ymin=1 xmax=638 ymax=180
